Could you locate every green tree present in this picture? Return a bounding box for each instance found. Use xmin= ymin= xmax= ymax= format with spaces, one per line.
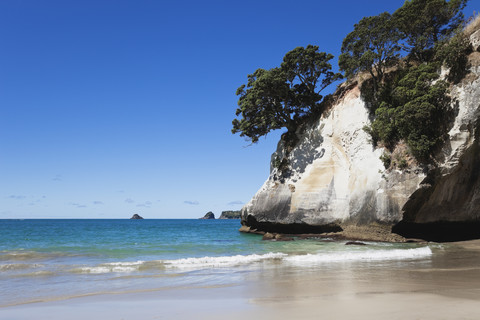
xmin=368 ymin=64 xmax=452 ymax=162
xmin=394 ymin=64 xmax=451 ymax=161
xmin=232 ymin=45 xmax=340 ymax=143
xmin=393 ymin=0 xmax=468 ymax=61
xmin=232 ymin=68 xmax=291 ymax=143
xmin=281 ymin=46 xmax=340 ymax=113
xmin=339 ymin=12 xmax=401 ymax=94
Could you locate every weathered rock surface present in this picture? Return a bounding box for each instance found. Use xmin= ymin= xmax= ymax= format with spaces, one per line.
xmin=199 ymin=211 xmax=215 ymax=219
xmin=130 ymin=214 xmax=143 ymax=219
xmin=241 ymin=33 xmax=480 ymax=242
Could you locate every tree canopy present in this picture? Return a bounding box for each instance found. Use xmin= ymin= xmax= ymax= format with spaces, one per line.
xmin=232 ymin=45 xmax=341 ymax=143
xmin=339 ymin=12 xmax=401 ymax=94
xmin=393 ymin=0 xmax=468 ymax=61
xmin=339 ymin=0 xmax=470 ymax=164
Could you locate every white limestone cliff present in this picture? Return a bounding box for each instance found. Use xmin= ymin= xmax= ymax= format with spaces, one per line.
xmin=241 ymin=31 xmax=480 ymax=241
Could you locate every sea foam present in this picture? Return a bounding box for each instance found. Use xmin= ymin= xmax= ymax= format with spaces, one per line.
xmin=163 ymin=252 xmax=287 ymax=269
xmin=284 ymin=247 xmax=433 ymax=265
xmin=71 ymin=247 xmax=432 ymax=273
xmin=75 ymin=261 xmax=145 ymax=274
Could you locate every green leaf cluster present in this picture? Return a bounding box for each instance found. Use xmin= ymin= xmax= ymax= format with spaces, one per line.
xmin=232 ymin=45 xmax=341 ymax=143
xmin=369 ymin=64 xmax=452 ymax=162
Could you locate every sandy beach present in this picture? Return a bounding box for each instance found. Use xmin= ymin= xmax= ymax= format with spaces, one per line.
xmin=3 ymin=240 xmax=480 ymax=320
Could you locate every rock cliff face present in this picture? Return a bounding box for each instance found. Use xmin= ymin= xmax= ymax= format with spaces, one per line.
xmin=241 ymin=33 xmax=480 ymax=242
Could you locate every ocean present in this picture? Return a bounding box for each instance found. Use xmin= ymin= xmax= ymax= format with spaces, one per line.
xmin=0 ymin=219 xmax=436 ymax=307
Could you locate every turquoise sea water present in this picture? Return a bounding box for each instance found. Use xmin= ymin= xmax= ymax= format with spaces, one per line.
xmin=0 ymin=219 xmax=435 ymax=307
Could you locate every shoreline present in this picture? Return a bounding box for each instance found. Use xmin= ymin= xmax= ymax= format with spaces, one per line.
xmin=3 ymin=267 xmax=480 ymax=319
xmin=3 ymin=240 xmax=480 ymax=319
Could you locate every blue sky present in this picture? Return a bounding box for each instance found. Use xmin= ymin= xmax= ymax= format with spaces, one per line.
xmin=1 ymin=0 xmax=478 ymax=218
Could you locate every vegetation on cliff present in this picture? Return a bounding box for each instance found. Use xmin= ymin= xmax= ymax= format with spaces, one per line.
xmin=232 ymin=0 xmax=474 ymax=168
xmin=342 ymin=0 xmax=472 ymax=166
xmin=232 ymin=45 xmax=342 ymax=144
xmin=339 ymin=12 xmax=401 ymax=95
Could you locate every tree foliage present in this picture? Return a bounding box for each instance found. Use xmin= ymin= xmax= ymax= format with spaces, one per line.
xmin=232 ymin=68 xmax=290 ymax=143
xmin=232 ymin=45 xmax=341 ymax=143
xmin=369 ymin=64 xmax=452 ymax=162
xmin=393 ymin=0 xmax=468 ymax=61
xmin=338 ymin=0 xmax=470 ymax=164
xmin=435 ymin=27 xmax=473 ymax=82
xmin=339 ymin=12 xmax=401 ymax=94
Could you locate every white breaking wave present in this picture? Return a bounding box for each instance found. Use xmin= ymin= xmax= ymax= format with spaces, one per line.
xmin=163 ymin=252 xmax=287 ymax=269
xmin=72 ymin=247 xmax=433 ymax=273
xmin=76 ymin=261 xmax=145 ymax=274
xmin=284 ymin=247 xmax=433 ymax=265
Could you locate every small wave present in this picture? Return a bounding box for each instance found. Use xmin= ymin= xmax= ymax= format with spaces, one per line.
xmin=163 ymin=252 xmax=287 ymax=269
xmin=71 ymin=253 xmax=286 ymax=273
xmin=66 ymin=247 xmax=432 ymax=274
xmin=14 ymin=270 xmax=55 ymax=278
xmin=0 ymin=263 xmax=44 ymax=271
xmin=284 ymin=247 xmax=432 ymax=265
xmin=73 ymin=261 xmax=145 ymax=274
xmin=0 ymin=250 xmax=71 ymax=261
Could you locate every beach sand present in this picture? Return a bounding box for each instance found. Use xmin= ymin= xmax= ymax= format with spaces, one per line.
xmin=2 ymin=240 xmax=480 ymax=320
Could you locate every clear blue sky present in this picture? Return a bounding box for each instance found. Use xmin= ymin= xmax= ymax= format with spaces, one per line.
xmin=1 ymin=0 xmax=477 ymax=218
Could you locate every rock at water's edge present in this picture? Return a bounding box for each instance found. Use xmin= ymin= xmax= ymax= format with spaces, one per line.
xmin=130 ymin=214 xmax=143 ymax=219
xmin=199 ymin=211 xmax=215 ymax=219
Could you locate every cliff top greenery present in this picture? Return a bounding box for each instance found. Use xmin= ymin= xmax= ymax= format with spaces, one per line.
xmin=231 ymin=45 xmax=342 ymax=144
xmin=232 ymin=0 xmax=473 ymax=166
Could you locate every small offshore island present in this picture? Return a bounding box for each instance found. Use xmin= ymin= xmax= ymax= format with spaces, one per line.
xmin=199 ymin=210 xmax=241 ymax=219
xmin=233 ymin=1 xmax=480 ymax=243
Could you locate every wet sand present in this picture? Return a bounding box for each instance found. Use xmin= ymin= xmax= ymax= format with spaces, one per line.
xmin=3 ymin=240 xmax=480 ymax=320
